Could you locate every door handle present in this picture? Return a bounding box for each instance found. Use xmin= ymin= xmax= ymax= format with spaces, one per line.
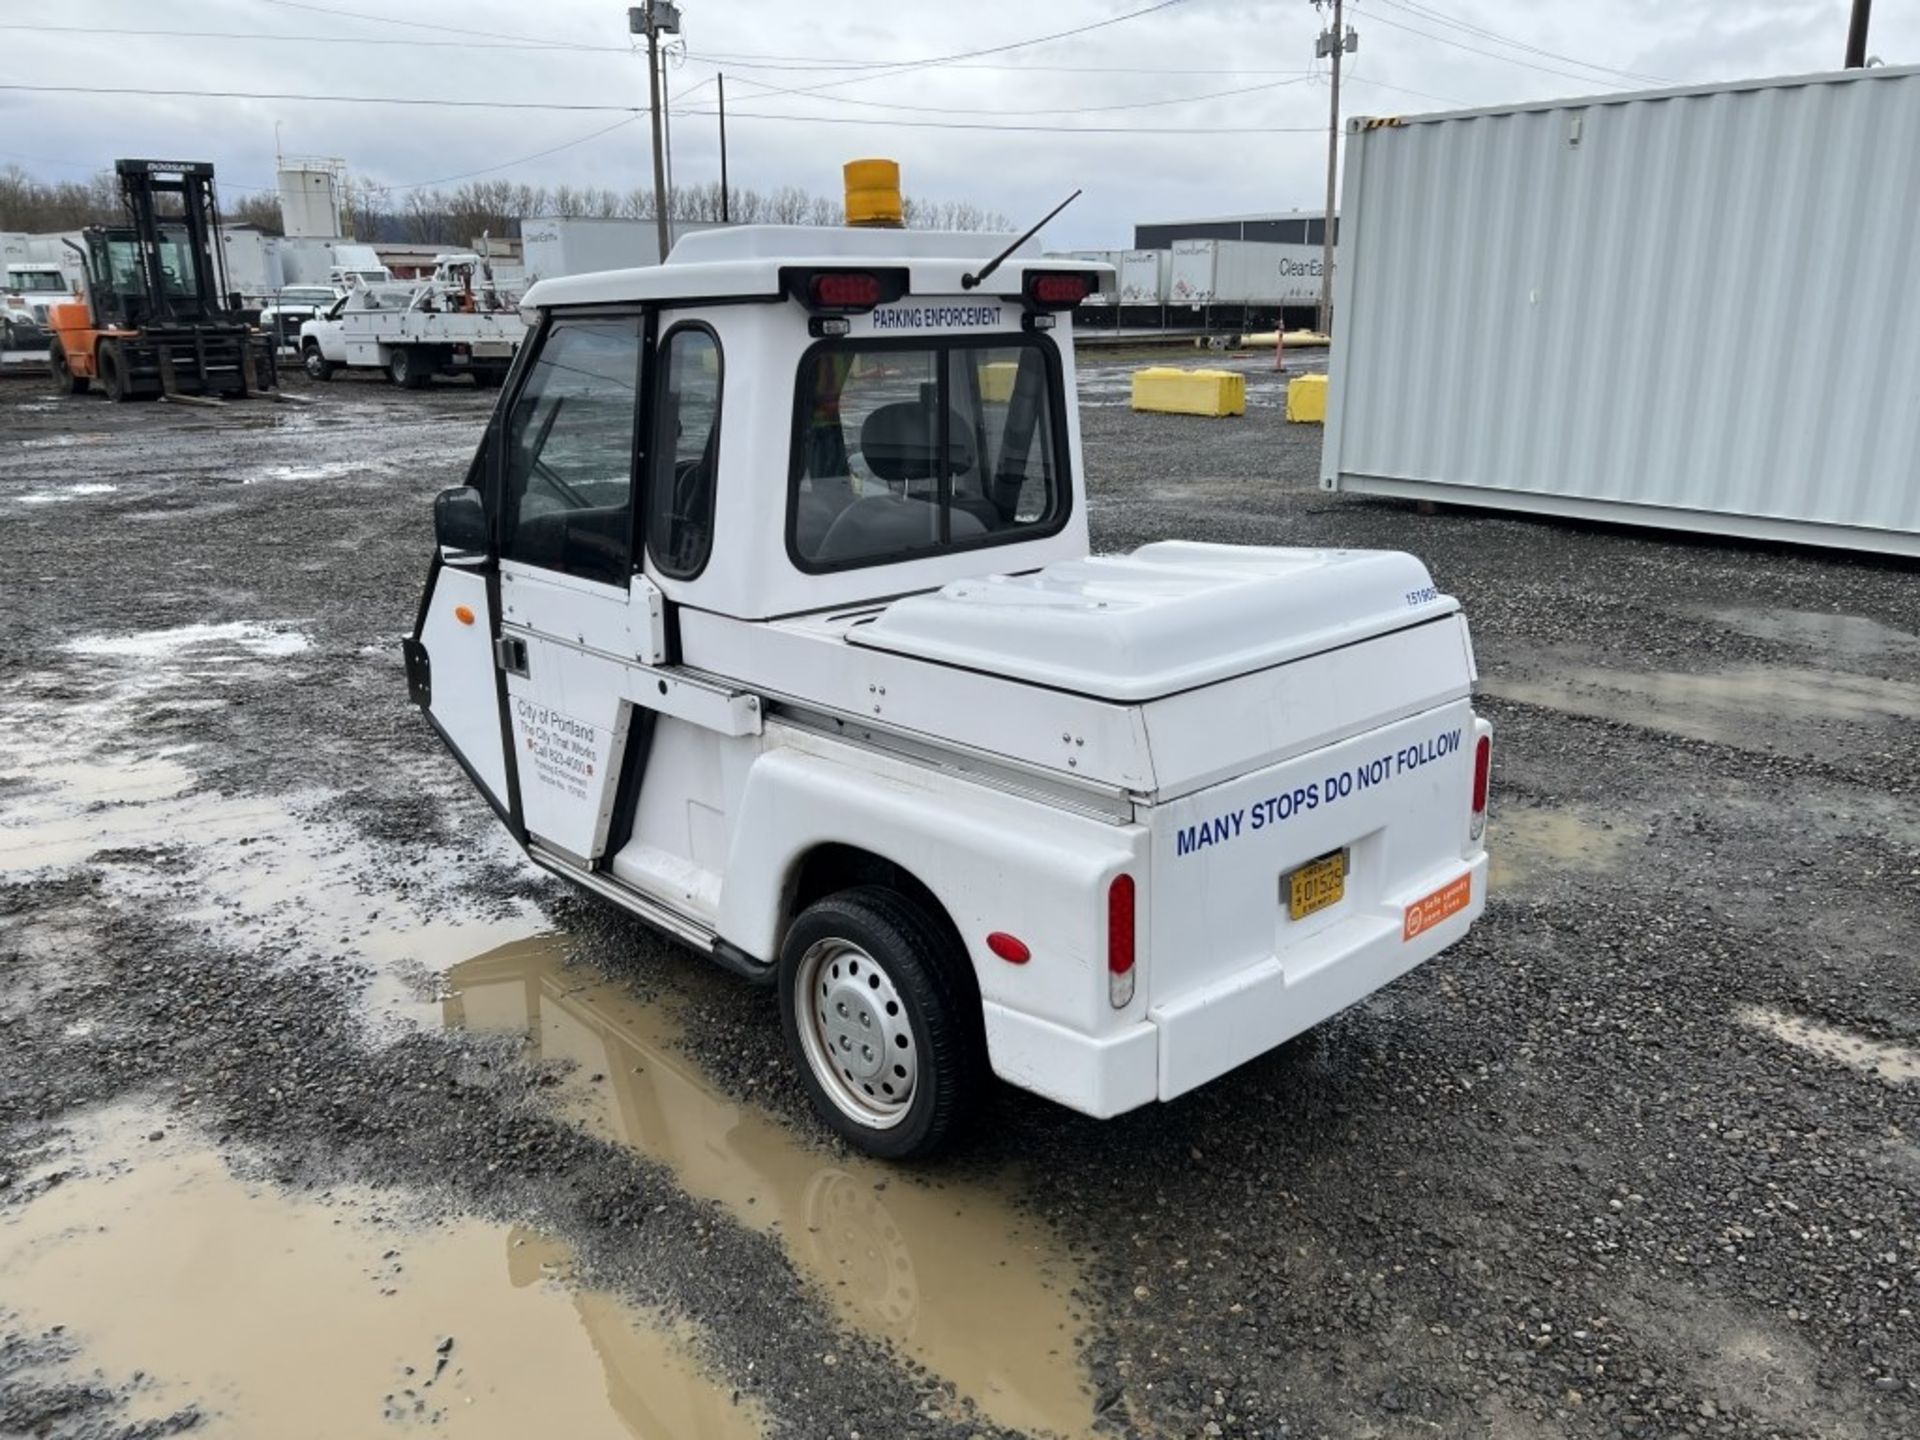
xmin=493 ymin=636 xmax=530 ymax=678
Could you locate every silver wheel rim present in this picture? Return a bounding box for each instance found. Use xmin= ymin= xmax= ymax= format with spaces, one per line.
xmin=794 ymin=938 xmax=917 ymax=1131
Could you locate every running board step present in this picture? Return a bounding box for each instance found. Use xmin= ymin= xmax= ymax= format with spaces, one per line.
xmin=525 ymin=843 xmax=775 ymax=986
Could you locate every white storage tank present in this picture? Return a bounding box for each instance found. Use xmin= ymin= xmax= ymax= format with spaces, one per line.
xmin=1322 ymin=64 xmax=1920 ymax=557
xmin=277 ymin=165 xmax=343 ymax=239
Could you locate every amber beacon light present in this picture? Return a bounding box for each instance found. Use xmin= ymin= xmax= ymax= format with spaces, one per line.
xmin=843 ymin=158 xmax=904 ymax=229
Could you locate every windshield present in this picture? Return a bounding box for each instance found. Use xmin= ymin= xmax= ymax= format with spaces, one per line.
xmin=789 ymin=335 xmax=1069 ymax=572
xmin=6 ymin=270 xmax=65 ymax=294
xmin=102 ymin=236 xmax=198 ymax=298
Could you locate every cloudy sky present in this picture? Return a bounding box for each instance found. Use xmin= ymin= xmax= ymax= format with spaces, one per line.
xmin=1 ymin=1 xmax=1905 ymax=246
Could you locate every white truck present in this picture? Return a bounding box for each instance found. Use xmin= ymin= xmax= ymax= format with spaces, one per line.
xmin=406 ymin=196 xmax=1491 ymax=1158
xmin=3 ymin=262 xmax=73 ymax=352
xmin=299 ymin=263 xmax=524 ymax=387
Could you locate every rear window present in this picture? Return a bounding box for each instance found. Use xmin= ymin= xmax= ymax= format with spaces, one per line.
xmin=788 ymin=336 xmax=1070 ymax=572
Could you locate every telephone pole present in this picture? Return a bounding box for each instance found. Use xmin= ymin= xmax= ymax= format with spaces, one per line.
xmin=1844 ymin=0 xmax=1872 ymax=66
xmin=1313 ymin=0 xmax=1355 ymax=335
xmin=718 ymin=73 xmax=730 ymax=223
xmin=629 ymin=3 xmax=681 ymax=261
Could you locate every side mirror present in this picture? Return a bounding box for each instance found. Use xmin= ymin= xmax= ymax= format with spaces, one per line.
xmin=433 ymin=486 xmax=489 ymax=566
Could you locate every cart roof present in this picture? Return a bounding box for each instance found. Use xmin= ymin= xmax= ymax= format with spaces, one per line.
xmin=521 ymin=224 xmax=1112 ymax=310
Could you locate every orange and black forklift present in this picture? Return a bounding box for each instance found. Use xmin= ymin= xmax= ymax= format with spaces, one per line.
xmin=49 ymin=159 xmax=277 ymax=401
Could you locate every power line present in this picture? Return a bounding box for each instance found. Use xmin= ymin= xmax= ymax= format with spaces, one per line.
xmin=1366 ymin=0 xmax=1671 ymax=87
xmin=385 ymin=116 xmax=645 ymax=192
xmin=672 ymin=107 xmax=1326 ymax=135
xmin=0 ymin=83 xmax=642 ymax=112
xmin=1353 ymin=8 xmax=1644 ymax=90
xmin=732 ymin=0 xmax=1190 ymax=96
xmin=0 ymin=22 xmax=630 ymax=53
xmin=725 ymin=71 xmax=1316 ymax=117
xmin=256 ymin=0 xmax=612 ymax=51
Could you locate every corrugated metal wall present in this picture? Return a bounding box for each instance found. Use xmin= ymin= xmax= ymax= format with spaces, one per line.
xmin=1322 ymin=66 xmax=1920 ymax=554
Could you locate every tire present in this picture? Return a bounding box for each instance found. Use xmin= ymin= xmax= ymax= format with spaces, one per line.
xmin=778 ymin=885 xmax=986 ymax=1160
xmin=472 ymin=367 xmax=502 ymax=389
xmin=98 ymin=340 xmax=130 ymax=403
xmin=303 ymin=344 xmax=335 ymax=381
xmin=389 ymin=347 xmax=429 ymax=389
xmin=48 ymin=340 xmax=87 ymax=396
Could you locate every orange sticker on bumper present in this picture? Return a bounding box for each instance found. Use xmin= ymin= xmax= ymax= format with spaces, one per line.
xmin=1403 ymin=874 xmax=1472 ymax=940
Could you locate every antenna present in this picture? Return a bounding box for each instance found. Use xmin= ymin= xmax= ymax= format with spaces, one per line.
xmin=961 ymin=189 xmax=1082 ymax=291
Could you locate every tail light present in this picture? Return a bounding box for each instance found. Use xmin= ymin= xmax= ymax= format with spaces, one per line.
xmin=1469 ymin=733 xmax=1492 ymax=841
xmin=780 ymin=266 xmax=908 ymax=319
xmin=1108 ymin=874 xmax=1136 ymax=1008
xmin=1024 ymin=270 xmax=1094 ymax=311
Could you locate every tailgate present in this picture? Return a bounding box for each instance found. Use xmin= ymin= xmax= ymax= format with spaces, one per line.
xmin=1142 ymin=697 xmax=1481 ymax=1011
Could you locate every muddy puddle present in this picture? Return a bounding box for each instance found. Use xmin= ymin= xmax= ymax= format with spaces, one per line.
xmin=1737 ymin=1006 xmax=1920 ymax=1086
xmin=1701 ymin=606 xmax=1920 ymax=660
xmin=445 ymin=937 xmax=1096 ymax=1439
xmin=1489 ymin=805 xmax=1631 ymax=891
xmin=0 ymin=1105 xmax=766 ymax=1439
xmin=1482 ymin=663 xmax=1920 ymax=754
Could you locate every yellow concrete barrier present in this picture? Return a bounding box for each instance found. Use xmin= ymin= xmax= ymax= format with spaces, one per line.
xmin=1286 ymin=372 xmax=1329 ymax=423
xmin=1131 ymin=367 xmax=1246 ymax=418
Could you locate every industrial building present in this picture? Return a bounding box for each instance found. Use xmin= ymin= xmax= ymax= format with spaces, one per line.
xmin=1133 ymin=209 xmax=1337 ymax=249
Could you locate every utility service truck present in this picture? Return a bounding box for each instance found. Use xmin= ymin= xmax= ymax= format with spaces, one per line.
xmin=407 ymin=162 xmax=1492 ymax=1157
xmin=300 ymin=258 xmax=523 ymax=386
xmin=4 ymin=263 xmax=72 ymax=351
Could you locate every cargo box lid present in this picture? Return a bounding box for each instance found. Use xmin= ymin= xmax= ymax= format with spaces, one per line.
xmin=847 ymin=541 xmax=1458 ymax=701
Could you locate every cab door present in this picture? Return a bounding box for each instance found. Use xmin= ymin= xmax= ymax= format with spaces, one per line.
xmin=406 ymin=411 xmax=517 ymax=827
xmin=492 ymin=311 xmax=656 ymax=868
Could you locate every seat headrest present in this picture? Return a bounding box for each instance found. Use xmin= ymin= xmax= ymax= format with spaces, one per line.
xmin=859 ymin=402 xmax=975 ymax=482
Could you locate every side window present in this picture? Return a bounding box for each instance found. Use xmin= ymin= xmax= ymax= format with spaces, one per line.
xmin=647 ymin=325 xmax=722 ymax=580
xmin=500 ymin=316 xmax=642 ymax=587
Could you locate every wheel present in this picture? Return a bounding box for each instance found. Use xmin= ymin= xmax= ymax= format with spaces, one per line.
xmin=303 ymin=344 xmax=335 ymax=381
xmin=48 ymin=340 xmax=88 ymax=396
xmin=97 ymin=340 xmax=130 ymax=403
xmin=778 ymin=885 xmax=985 ymax=1159
xmin=389 ymin=347 xmax=429 ymax=389
xmin=472 ymin=367 xmax=502 ymax=389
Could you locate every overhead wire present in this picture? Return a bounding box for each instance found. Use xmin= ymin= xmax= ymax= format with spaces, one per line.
xmin=722 ymin=71 xmax=1317 ymax=117
xmin=1364 ymin=0 xmax=1672 ymax=87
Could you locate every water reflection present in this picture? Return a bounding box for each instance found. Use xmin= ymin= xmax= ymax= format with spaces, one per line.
xmin=446 ymin=938 xmax=1094 ymax=1439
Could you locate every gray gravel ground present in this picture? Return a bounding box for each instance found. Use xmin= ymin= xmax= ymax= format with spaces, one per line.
xmin=1 ymin=354 xmax=1916 ymax=1440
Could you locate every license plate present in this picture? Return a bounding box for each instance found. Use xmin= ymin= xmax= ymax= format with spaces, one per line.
xmin=1287 ymin=849 xmax=1347 ymax=921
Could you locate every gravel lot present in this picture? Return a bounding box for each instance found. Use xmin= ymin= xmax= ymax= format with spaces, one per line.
xmin=1 ymin=354 xmax=1916 ymax=1440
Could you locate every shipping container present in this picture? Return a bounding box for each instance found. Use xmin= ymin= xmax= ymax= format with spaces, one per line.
xmin=1168 ymin=239 xmax=1327 ymax=308
xmin=1322 ymin=65 xmax=1920 ymax=557
xmin=521 ymin=217 xmax=723 ymax=283
xmin=1119 ymin=249 xmax=1169 ymax=305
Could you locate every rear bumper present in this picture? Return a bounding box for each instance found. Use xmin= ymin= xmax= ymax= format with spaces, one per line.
xmin=1150 ymin=852 xmax=1486 ymax=1100
xmin=980 ymin=852 xmax=1486 ymax=1117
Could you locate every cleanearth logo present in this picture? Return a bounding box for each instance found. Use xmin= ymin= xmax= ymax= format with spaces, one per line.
xmin=1277 ymin=258 xmax=1325 ymax=278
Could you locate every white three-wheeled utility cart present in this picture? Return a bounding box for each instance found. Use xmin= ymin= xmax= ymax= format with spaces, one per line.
xmin=407 ymin=176 xmax=1492 ymax=1157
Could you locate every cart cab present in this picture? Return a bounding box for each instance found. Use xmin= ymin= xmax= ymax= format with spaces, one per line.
xmin=409 ymin=165 xmax=1490 ymax=1158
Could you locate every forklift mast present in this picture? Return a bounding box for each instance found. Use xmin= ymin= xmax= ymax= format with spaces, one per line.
xmin=95 ymin=159 xmax=237 ymax=329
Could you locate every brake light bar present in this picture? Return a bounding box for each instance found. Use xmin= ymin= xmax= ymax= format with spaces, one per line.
xmin=779 ymin=266 xmax=908 ymax=318
xmin=1023 ymin=270 xmax=1095 ymax=311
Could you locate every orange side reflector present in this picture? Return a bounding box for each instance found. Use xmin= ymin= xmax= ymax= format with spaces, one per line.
xmin=1403 ymin=874 xmax=1472 ymax=941
xmin=453 ymin=605 xmax=476 ymax=626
